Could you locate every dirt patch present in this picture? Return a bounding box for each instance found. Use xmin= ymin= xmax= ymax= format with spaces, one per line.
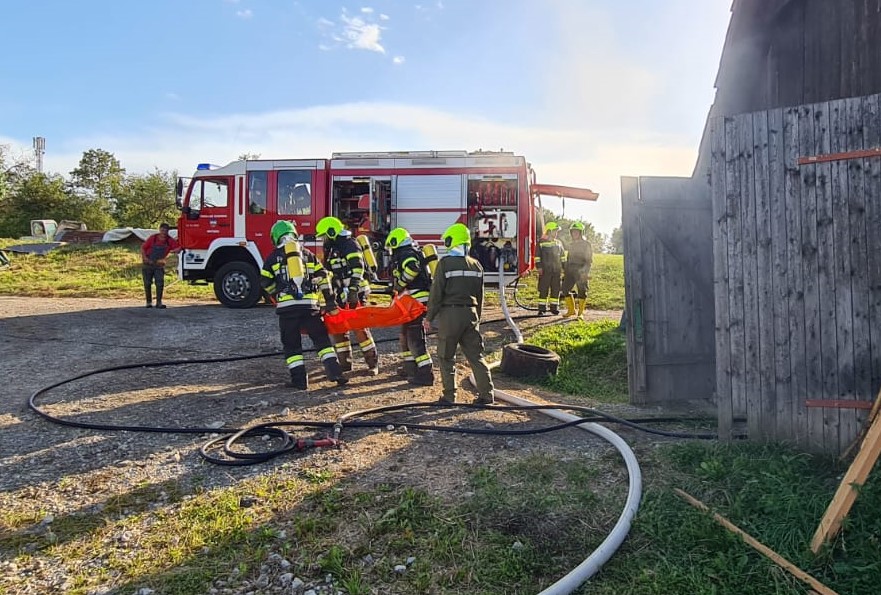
xmin=0 ymin=296 xmax=671 ymax=592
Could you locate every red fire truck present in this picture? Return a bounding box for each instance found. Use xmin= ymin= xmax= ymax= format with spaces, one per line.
xmin=175 ymin=150 xmax=597 ymax=308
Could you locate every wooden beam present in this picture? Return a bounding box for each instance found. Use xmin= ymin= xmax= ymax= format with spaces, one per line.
xmin=674 ymin=489 xmax=839 ymax=595
xmin=804 ymin=399 xmax=874 ymax=410
xmin=798 ymin=147 xmax=881 ymax=165
xmin=810 ymin=389 xmax=881 ymax=553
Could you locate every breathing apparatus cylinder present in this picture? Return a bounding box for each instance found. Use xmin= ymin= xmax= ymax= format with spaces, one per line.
xmin=283 ymin=239 xmax=306 ymax=298
xmin=422 ymin=243 xmax=439 ymax=278
xmin=355 ymin=234 xmax=379 ymax=272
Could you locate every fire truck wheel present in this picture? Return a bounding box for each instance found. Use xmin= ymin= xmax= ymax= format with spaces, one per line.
xmin=214 ymin=261 xmax=262 ymax=308
xmin=499 ymin=343 xmax=560 ymax=378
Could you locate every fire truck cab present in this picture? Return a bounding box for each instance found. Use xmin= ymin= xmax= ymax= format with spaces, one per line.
xmin=176 ymin=150 xmax=592 ymax=308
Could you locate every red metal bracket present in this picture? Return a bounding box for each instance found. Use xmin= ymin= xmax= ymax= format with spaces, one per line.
xmin=805 ymin=399 xmax=874 ymax=410
xmin=798 ymin=147 xmax=881 ymax=165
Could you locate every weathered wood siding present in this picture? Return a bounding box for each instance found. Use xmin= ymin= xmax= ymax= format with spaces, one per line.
xmin=711 ymin=93 xmax=881 ymax=453
xmin=622 ymin=177 xmax=715 ymax=408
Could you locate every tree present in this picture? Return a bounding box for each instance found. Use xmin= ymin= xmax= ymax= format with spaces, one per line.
xmin=0 ymin=173 xmax=72 ymax=236
xmin=0 ymin=144 xmax=34 ymax=206
xmin=69 ymin=149 xmax=125 ymax=202
xmin=113 ymin=169 xmax=178 ymax=228
xmin=609 ymin=226 xmax=623 ymax=254
xmin=238 ymin=152 xmax=261 ymax=160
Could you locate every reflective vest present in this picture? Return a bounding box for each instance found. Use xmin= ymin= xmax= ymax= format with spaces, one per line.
xmin=391 ymin=245 xmax=431 ymax=303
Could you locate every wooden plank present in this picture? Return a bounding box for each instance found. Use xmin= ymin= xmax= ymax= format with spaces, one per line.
xmin=753 ymin=110 xmax=777 ymax=440
xmin=862 ymin=94 xmax=881 ymax=395
xmin=846 ymin=96 xmax=871 ymax=414
xmin=810 ymin=388 xmax=881 ymax=553
xmin=815 ymin=100 xmax=840 ymax=453
xmin=839 ymin=0 xmax=858 ymax=97
xmin=785 ymin=105 xmax=809 ymax=448
xmin=838 ymin=96 xmax=869 ymax=452
xmin=674 ymin=489 xmax=840 ymax=595
xmin=799 ymin=102 xmax=825 ymax=452
xmin=741 ymin=113 xmax=762 ymax=438
xmin=621 ymin=176 xmax=647 ymax=404
xmin=769 ymin=107 xmax=793 ymax=442
xmin=712 ymin=116 xmax=734 ymax=441
xmin=726 ymin=114 xmax=748 ymax=419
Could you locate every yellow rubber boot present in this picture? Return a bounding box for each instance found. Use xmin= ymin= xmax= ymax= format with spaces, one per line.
xmin=577 ymin=298 xmax=588 ymax=317
xmin=562 ymin=296 xmax=577 ymax=318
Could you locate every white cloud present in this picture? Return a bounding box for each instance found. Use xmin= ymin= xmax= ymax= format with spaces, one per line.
xmin=165 ymin=92 xmax=180 ymax=101
xmin=392 ymin=56 xmax=405 ymax=65
xmin=319 ymin=8 xmax=391 ymax=55
xmin=235 ymin=9 xmax=253 ymax=19
xmin=379 ymin=13 xmax=389 ymax=20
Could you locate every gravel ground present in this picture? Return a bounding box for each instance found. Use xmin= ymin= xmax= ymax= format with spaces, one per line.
xmin=0 ymin=296 xmax=666 ymax=594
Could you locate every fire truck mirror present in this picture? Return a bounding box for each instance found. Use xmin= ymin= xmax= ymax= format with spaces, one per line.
xmin=175 ymin=178 xmax=184 ymax=208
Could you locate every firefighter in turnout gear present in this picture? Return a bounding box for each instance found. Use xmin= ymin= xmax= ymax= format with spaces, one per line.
xmin=560 ymin=221 xmax=593 ymax=318
xmin=261 ymin=220 xmax=348 ymax=390
xmin=426 ymin=223 xmax=495 ymax=404
xmin=315 ymin=216 xmax=380 ymax=375
xmin=535 ymin=221 xmax=565 ymax=315
xmin=385 ymin=227 xmax=434 ymax=387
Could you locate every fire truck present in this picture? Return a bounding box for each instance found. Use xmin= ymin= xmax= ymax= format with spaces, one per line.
xmin=175 ymin=150 xmax=597 ymax=308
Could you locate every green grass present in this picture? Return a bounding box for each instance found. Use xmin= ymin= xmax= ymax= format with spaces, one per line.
xmin=3 ymin=444 xmax=879 ymax=594
xmin=512 ymin=254 xmax=624 ymax=311
xmin=0 ymin=241 xmax=212 ymax=300
xmin=524 ymin=319 xmax=629 ymax=403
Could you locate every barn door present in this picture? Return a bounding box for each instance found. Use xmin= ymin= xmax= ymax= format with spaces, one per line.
xmin=621 ymin=176 xmax=716 ymax=407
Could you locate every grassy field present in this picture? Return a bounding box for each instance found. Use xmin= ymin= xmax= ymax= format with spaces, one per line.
xmin=511 ymin=253 xmax=624 ymax=311
xmin=2 ymin=443 xmax=877 ymax=594
xmin=4 ymin=244 xmax=880 ymax=594
xmin=0 ymin=240 xmax=213 ymax=300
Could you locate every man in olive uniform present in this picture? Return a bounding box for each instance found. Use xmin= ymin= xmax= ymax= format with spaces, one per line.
xmin=315 ymin=216 xmax=379 ymax=375
xmin=560 ymin=221 xmax=593 ymax=318
xmin=386 ymin=227 xmax=434 ymax=387
xmin=260 ymin=220 xmax=348 ymax=390
xmin=426 ymin=223 xmax=495 ymax=404
xmin=535 ymin=221 xmax=565 ymax=315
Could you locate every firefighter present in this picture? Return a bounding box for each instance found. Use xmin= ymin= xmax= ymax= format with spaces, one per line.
xmin=261 ymin=220 xmax=348 ymax=390
xmin=426 ymin=223 xmax=495 ymax=404
xmin=385 ymin=227 xmax=434 ymax=387
xmin=315 ymin=216 xmax=380 ymax=376
xmin=535 ymin=221 xmax=565 ymax=315
xmin=560 ymin=221 xmax=593 ymax=318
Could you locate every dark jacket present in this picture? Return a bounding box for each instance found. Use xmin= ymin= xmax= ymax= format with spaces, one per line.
xmin=426 ymin=254 xmax=484 ymax=322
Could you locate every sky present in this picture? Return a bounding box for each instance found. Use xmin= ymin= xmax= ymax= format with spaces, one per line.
xmin=0 ymin=0 xmax=732 ymax=235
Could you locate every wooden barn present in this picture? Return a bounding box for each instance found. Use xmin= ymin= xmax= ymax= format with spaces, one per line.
xmin=622 ymin=0 xmax=881 ymax=454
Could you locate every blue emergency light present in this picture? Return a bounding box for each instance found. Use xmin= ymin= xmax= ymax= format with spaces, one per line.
xmin=196 ymin=163 xmax=220 ymax=170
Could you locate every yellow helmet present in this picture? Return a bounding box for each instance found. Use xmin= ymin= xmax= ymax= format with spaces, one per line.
xmin=570 ymin=221 xmax=586 ymax=231
xmin=544 ymin=221 xmax=560 ymax=233
xmin=316 ymin=216 xmax=345 ymax=239
xmin=441 ymin=223 xmax=471 ymax=249
xmin=385 ymin=227 xmax=412 ymax=250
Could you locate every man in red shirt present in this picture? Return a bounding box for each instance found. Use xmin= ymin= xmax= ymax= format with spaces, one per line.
xmin=140 ymin=223 xmax=181 ymax=309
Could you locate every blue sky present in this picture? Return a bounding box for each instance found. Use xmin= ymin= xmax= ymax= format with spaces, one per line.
xmin=0 ymin=0 xmax=731 ymax=234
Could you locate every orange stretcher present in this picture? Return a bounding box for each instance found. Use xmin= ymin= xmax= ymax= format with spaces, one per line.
xmin=323 ymin=294 xmax=427 ymax=334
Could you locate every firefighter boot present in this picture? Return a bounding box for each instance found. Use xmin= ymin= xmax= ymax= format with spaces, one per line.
xmin=577 ymin=298 xmax=589 ymax=318
xmin=562 ymin=296 xmax=577 ymax=318
xmin=409 ymin=365 xmax=434 ymax=387
xmin=337 ymin=350 xmax=353 ymax=372
xmin=323 ymin=359 xmax=349 ymax=386
xmin=289 ymin=367 xmax=308 ymax=391
xmin=537 ymin=303 xmax=547 ymax=316
xmin=549 ymin=301 xmax=560 ymax=316
xmin=145 ymin=287 xmax=152 ymax=308
xmin=399 ymin=361 xmax=417 ymax=379
xmin=364 ymin=348 xmax=380 ymax=376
